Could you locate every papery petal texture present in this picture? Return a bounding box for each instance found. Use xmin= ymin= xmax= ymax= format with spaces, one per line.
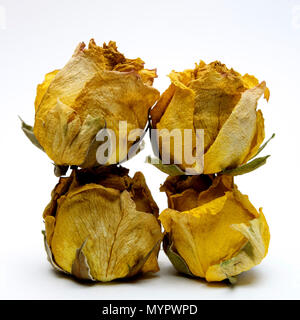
xmin=150 ymin=61 xmax=269 ymax=174
xmin=34 ymin=40 xmax=159 ymax=167
xmin=43 ymin=166 xmax=162 ymax=282
xmin=159 ymin=175 xmax=270 ymax=282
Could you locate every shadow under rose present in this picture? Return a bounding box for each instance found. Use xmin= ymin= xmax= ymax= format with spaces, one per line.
xmin=233 ymin=269 xmax=262 ymax=287
xmin=163 ymin=264 xmax=261 ymax=288
xmin=49 ymin=267 xmax=159 ymax=287
xmin=48 ymin=261 xmax=262 ymax=288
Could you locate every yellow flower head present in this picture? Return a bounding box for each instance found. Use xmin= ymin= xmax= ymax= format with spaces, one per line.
xmin=159 ymin=174 xmax=270 ymax=282
xmin=43 ymin=166 xmax=163 ymax=282
xmin=34 ymin=40 xmax=159 ymax=167
xmin=150 ymin=61 xmax=270 ymax=174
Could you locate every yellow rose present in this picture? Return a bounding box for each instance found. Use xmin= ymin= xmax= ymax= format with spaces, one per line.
xmin=43 ymin=165 xmax=163 ymax=282
xmin=150 ymin=61 xmax=270 ymax=175
xmin=159 ymin=174 xmax=270 ymax=283
xmin=30 ymin=40 xmax=159 ymax=168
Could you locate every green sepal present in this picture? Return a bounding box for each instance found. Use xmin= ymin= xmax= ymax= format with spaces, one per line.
xmin=221 ymin=133 xmax=275 ymax=176
xmin=250 ymin=133 xmax=275 ymax=160
xmin=221 ymin=155 xmax=270 ymax=176
xmin=146 ymin=156 xmax=185 ymax=176
xmin=228 ymin=276 xmax=238 ymax=285
xmin=19 ymin=116 xmax=44 ymax=151
xmin=163 ymin=233 xmax=194 ymax=277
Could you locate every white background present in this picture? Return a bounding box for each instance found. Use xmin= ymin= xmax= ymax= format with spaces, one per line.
xmin=0 ymin=0 xmax=299 ymax=300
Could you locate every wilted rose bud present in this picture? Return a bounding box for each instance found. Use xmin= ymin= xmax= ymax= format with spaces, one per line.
xmin=150 ymin=61 xmax=271 ymax=175
xmin=31 ymin=40 xmax=159 ymax=168
xmin=43 ymin=165 xmax=163 ymax=282
xmin=159 ymin=174 xmax=270 ymax=283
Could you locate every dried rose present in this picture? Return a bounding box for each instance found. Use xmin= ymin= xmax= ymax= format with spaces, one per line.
xmin=23 ymin=40 xmax=159 ymax=169
xmin=150 ymin=61 xmax=271 ymax=175
xmin=43 ymin=165 xmax=162 ymax=282
xmin=159 ymin=174 xmax=270 ymax=283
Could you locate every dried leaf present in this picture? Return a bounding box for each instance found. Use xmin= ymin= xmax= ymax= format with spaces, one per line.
xmin=221 ymin=155 xmax=270 ymax=176
xmin=250 ymin=133 xmax=275 ymax=160
xmin=19 ymin=117 xmax=44 ymax=151
xmin=146 ymin=156 xmax=185 ymax=176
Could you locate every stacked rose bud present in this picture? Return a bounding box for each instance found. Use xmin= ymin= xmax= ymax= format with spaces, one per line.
xmin=149 ymin=61 xmax=272 ymax=283
xmin=43 ymin=166 xmax=162 ymax=282
xmin=22 ymin=40 xmax=163 ymax=282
